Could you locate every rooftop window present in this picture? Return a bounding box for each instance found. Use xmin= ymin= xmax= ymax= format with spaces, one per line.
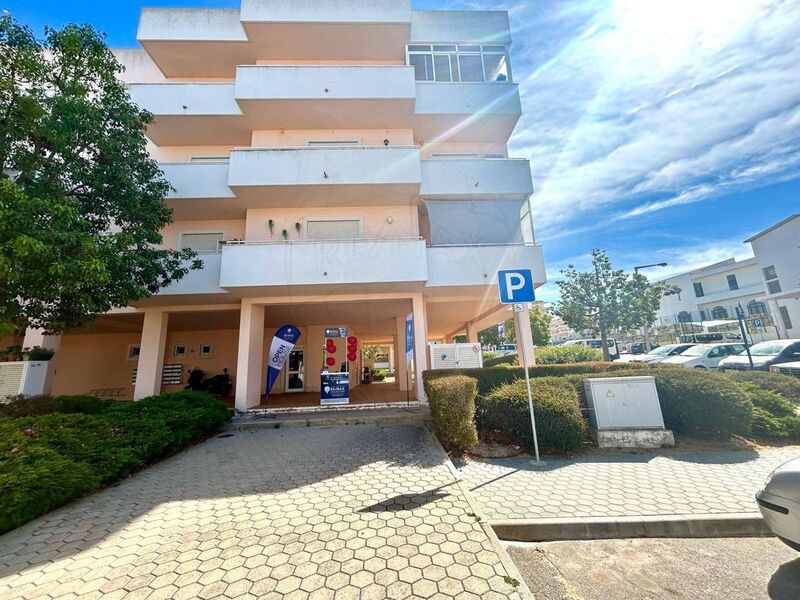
xmin=407 ymin=44 xmax=511 ymax=83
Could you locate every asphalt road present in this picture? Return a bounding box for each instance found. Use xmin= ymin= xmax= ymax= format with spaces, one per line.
xmin=506 ymin=537 xmax=800 ymax=600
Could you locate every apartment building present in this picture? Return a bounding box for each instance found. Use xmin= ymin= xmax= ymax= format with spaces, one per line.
xmin=655 ymin=257 xmax=776 ymax=340
xmin=36 ymin=1 xmax=544 ymax=410
xmin=745 ymin=214 xmax=800 ymax=339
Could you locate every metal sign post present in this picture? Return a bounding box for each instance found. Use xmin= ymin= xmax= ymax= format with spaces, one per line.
xmin=499 ymin=269 xmax=543 ymax=464
xmin=736 ymin=304 xmax=754 ymax=369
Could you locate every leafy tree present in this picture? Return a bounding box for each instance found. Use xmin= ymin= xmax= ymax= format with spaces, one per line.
xmin=621 ymin=272 xmax=680 ymax=348
xmin=360 ymin=344 xmax=385 ymax=361
xmin=0 ymin=16 xmax=198 ymax=337
xmin=554 ymin=249 xmax=630 ymax=360
xmin=499 ymin=308 xmax=552 ymax=347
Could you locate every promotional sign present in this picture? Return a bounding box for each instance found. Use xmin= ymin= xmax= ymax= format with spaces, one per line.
xmin=321 ymin=372 xmax=350 ymax=405
xmin=325 ymin=327 xmax=347 ymax=338
xmin=498 ymin=269 xmax=535 ymax=304
xmin=265 ymin=324 xmax=301 ymax=398
xmin=405 ymin=313 xmax=413 ymax=365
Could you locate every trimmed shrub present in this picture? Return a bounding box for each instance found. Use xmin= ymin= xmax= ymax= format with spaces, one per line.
xmin=480 ymin=377 xmax=588 ymax=453
xmin=0 ymin=391 xmax=232 ymax=534
xmin=426 ymin=376 xmax=479 ymax=451
xmin=483 ymin=346 xmax=605 ymax=367
xmin=734 ymin=382 xmax=800 ymax=439
xmin=725 ymin=370 xmax=800 ymax=405
xmin=0 ymin=394 xmax=112 ymax=417
xmin=424 ymin=362 xmax=652 ymax=399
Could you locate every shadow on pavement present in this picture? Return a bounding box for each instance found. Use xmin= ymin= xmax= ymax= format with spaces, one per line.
xmin=768 ymin=557 xmax=800 ymax=599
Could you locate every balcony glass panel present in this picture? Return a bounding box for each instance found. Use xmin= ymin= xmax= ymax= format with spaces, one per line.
xmin=408 ymin=45 xmax=512 ymax=83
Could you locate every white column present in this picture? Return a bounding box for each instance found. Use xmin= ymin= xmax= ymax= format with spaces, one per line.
xmin=388 ymin=343 xmax=395 ymax=373
xmin=466 ymin=322 xmax=479 ymax=344
xmin=411 ymin=294 xmax=429 ymax=401
xmin=235 ymin=302 xmax=265 ymax=412
xmin=514 ymin=304 xmax=536 ymax=366
xmin=769 ymin=299 xmax=788 ymax=339
xmin=395 ymin=318 xmax=409 ymax=391
xmin=134 ymin=310 xmax=169 ymax=400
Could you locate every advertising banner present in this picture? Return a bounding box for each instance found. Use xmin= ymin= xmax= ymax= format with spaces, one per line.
xmin=265 ymin=324 xmax=301 ymax=398
xmin=321 ymin=372 xmax=350 ymax=405
xmin=405 ymin=312 xmax=413 ymax=365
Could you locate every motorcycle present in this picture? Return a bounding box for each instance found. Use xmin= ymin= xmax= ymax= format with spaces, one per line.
xmin=185 ymin=367 xmax=233 ymax=397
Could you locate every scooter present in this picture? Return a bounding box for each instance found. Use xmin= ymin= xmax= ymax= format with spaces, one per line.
xmin=185 ymin=368 xmax=233 ymax=397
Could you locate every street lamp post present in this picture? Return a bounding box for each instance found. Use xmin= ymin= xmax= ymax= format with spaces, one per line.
xmin=633 ymin=262 xmax=668 ymax=351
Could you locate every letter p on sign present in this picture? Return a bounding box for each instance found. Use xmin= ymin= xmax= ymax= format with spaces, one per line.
xmin=498 ymin=269 xmax=535 ymax=304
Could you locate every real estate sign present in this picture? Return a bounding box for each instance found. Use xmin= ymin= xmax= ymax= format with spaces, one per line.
xmin=265 ymin=324 xmax=301 ymax=398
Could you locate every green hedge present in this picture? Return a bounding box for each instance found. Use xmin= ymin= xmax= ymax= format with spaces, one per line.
xmin=733 ymin=381 xmax=800 ymax=439
xmin=0 ymin=391 xmax=232 ymax=534
xmin=480 ymin=377 xmax=588 ymax=453
xmin=724 ymin=371 xmax=800 ymax=405
xmin=426 ymin=375 xmax=479 ymax=451
xmin=483 ymin=345 xmax=605 ymax=367
xmin=424 ymin=362 xmax=652 ymax=398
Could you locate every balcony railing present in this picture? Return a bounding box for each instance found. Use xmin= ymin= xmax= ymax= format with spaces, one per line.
xmin=426 ymin=243 xmax=545 ymax=288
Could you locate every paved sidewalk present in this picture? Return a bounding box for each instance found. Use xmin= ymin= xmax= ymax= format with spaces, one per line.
xmin=0 ymin=424 xmax=528 ymax=600
xmin=454 ymin=447 xmax=800 ymax=523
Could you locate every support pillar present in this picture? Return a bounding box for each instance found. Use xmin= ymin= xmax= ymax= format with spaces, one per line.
xmin=769 ymin=299 xmax=788 ymax=339
xmin=466 ymin=322 xmax=479 ymax=344
xmin=235 ymin=302 xmax=265 ymax=412
xmin=411 ymin=295 xmax=429 ymax=401
xmin=395 ymin=318 xmax=409 ymax=392
xmin=514 ymin=304 xmax=536 ymax=366
xmin=134 ymin=311 xmax=169 ymax=400
xmin=388 ymin=343 xmax=395 ymax=373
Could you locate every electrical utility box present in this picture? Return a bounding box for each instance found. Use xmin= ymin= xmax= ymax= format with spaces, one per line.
xmin=0 ymin=361 xmax=54 ymax=401
xmin=584 ymin=376 xmax=665 ymax=429
xmin=429 ymin=343 xmax=483 ymax=370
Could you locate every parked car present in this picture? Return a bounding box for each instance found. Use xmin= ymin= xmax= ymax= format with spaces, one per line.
xmin=678 ymin=332 xmax=743 ymax=344
xmin=757 ymin=457 xmax=800 ymax=550
xmin=561 ymin=338 xmax=620 ymax=360
xmin=625 ymin=343 xmax=696 ymax=364
xmin=770 ymin=361 xmax=800 ymax=377
xmin=661 ymin=343 xmax=746 ymax=369
xmin=629 ymin=342 xmax=658 ymax=355
xmin=719 ymin=339 xmax=800 ymax=371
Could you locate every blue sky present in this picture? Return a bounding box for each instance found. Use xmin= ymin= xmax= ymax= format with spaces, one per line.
xmin=7 ymin=0 xmax=800 ymax=303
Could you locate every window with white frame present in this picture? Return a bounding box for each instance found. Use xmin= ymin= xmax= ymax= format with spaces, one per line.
xmin=305 ymin=219 xmax=361 ymax=240
xmin=180 ymin=232 xmax=224 ymax=253
xmin=407 ymin=44 xmax=511 ymax=83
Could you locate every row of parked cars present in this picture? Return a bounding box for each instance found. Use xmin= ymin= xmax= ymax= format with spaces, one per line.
xmin=616 ymin=339 xmax=800 ymax=373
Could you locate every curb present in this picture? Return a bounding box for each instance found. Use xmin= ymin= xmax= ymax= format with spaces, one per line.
xmin=491 ymin=513 xmax=770 ymax=542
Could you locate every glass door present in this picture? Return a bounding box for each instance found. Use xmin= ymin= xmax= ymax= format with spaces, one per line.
xmin=285 ymin=348 xmax=305 ymax=393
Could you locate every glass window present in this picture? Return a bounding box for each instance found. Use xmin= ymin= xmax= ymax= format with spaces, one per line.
xmin=693 ymin=282 xmax=704 ymax=297
xmin=409 ymin=53 xmax=433 ymax=81
xmin=767 ymin=280 xmax=782 ymax=294
xmin=408 ymin=44 xmax=431 ymax=52
xmin=711 ymin=306 xmax=728 ymax=319
xmin=458 ymin=54 xmax=484 ymax=82
xmin=763 ymin=265 xmax=778 ymax=280
xmin=727 ymin=274 xmax=738 ymax=290
xmin=483 ymin=52 xmax=509 ymax=82
xmin=458 ymin=44 xmax=481 ymax=51
xmin=433 ymin=44 xmax=456 ymax=51
xmin=677 ymin=311 xmax=692 ymax=323
xmin=306 ymin=219 xmax=361 ymax=240
xmin=433 ymin=54 xmax=451 ymax=82
xmin=748 ymin=300 xmax=767 ymax=315
xmin=780 ymin=306 xmax=793 ymax=330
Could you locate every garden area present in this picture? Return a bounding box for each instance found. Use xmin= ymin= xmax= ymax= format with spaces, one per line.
xmin=0 ymin=391 xmax=231 ymax=535
xmin=424 ymin=346 xmax=800 ymax=456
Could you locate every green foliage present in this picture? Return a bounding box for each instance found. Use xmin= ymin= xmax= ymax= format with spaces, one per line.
xmin=426 ymin=376 xmax=479 ymax=451
xmin=538 ymin=345 xmax=604 ymax=364
xmin=483 ymin=353 xmax=518 ymax=368
xmin=424 ymin=362 xmax=650 ymax=398
xmin=0 ymin=391 xmax=231 ymax=534
xmin=480 ymin=377 xmax=588 ymax=453
xmin=0 ymin=15 xmax=199 ymax=333
xmin=725 ymin=371 xmax=800 ymax=405
xmin=734 ymin=382 xmax=800 ymax=439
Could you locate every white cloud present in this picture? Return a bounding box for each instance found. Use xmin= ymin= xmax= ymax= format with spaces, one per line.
xmin=492 ymin=0 xmax=800 ymax=232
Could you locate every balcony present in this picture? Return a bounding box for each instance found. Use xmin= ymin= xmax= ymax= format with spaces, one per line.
xmin=157 ymin=254 xmax=226 ymax=297
xmin=412 ymin=83 xmax=521 ymax=143
xmin=420 ymin=158 xmax=532 ymax=199
xmin=234 ymin=66 xmax=416 ymax=130
xmin=219 ymin=238 xmax=427 ymax=289
xmin=127 ymin=83 xmax=248 ymax=146
xmin=137 ymin=2 xmax=411 ymax=78
xmin=159 ymin=162 xmax=236 ymax=220
xmin=227 ymin=146 xmax=422 ymax=205
xmin=426 ymin=244 xmax=545 ymax=288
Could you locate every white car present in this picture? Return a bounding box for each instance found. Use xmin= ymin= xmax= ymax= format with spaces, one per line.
xmin=661 ymin=343 xmax=746 ymax=369
xmin=771 ymin=361 xmax=800 ymax=377
xmin=757 ymin=458 xmax=800 ymax=550
xmin=623 ymin=343 xmax=697 ymax=364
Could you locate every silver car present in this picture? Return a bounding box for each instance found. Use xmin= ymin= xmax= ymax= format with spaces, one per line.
xmin=719 ymin=339 xmax=800 ymax=371
xmin=757 ymin=457 xmax=800 ymax=550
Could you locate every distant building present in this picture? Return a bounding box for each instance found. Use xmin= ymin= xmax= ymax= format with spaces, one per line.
xmin=548 ymin=313 xmax=579 ymax=344
xmin=745 ymin=214 xmax=800 ymax=339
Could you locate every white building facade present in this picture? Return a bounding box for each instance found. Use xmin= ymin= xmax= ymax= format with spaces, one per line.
xmin=746 ymin=214 xmax=800 ymax=339
xmin=37 ymin=1 xmax=545 ymax=409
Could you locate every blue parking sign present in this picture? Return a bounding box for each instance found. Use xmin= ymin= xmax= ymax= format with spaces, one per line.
xmin=498 ymin=269 xmax=535 ymax=304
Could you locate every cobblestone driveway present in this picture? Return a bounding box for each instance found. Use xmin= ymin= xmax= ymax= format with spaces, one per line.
xmin=0 ymin=424 xmax=528 ymax=599
xmin=455 ymin=447 xmax=800 ymax=522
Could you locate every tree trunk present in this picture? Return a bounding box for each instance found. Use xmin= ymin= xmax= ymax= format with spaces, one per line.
xmin=599 ymin=327 xmax=611 ymax=361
